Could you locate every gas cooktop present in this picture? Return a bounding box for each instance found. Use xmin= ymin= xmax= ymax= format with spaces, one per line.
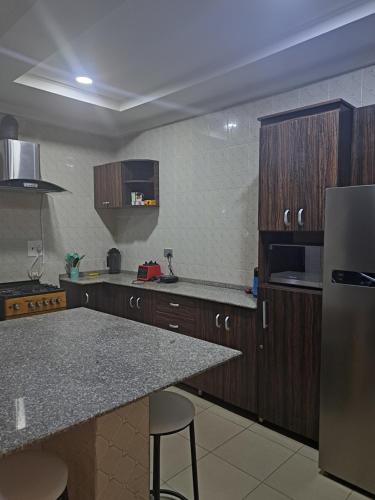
xmin=0 ymin=280 xmax=62 ymax=298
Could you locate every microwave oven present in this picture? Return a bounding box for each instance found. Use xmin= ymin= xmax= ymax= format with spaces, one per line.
xmin=268 ymin=244 xmax=323 ymax=289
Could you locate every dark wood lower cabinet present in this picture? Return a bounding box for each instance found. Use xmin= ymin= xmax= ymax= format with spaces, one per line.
xmin=258 ymin=286 xmax=322 ymax=441
xmin=61 ymin=280 xmax=321 ymax=441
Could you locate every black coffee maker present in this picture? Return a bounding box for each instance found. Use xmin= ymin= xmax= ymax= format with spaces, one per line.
xmin=107 ymin=248 xmax=121 ymax=274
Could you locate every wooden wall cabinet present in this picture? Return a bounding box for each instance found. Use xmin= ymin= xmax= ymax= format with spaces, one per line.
xmin=351 ymin=104 xmax=375 ymax=185
xmin=258 ymin=286 xmax=322 ymax=441
xmin=94 ymin=159 xmax=159 ymax=209
xmin=259 ymin=100 xmax=353 ymax=231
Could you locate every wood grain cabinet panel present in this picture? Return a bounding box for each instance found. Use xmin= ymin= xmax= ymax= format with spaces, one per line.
xmin=258 ymin=286 xmax=322 ymax=441
xmin=94 ymin=160 xmax=159 ymax=209
xmin=259 ymin=100 xmax=353 ymax=231
xmin=351 ymin=105 xmax=375 ymax=185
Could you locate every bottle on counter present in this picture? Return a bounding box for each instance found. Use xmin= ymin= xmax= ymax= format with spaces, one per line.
xmin=252 ymin=267 xmax=259 ymax=298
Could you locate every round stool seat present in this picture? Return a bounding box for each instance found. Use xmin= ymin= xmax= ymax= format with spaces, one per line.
xmin=150 ymin=391 xmax=195 ymax=435
xmin=0 ymin=450 xmax=68 ymax=500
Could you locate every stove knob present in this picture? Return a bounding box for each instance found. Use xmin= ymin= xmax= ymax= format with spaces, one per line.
xmin=43 ymin=299 xmax=50 ymax=306
xmin=36 ymin=301 xmax=43 ymax=307
xmin=51 ymin=298 xmax=57 ymax=305
xmin=13 ymin=303 xmax=20 ymax=311
xmin=28 ymin=302 xmax=35 ymax=309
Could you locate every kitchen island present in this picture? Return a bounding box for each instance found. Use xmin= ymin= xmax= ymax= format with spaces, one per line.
xmin=0 ymin=308 xmax=239 ymax=500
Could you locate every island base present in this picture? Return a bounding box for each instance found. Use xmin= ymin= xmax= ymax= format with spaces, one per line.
xmin=27 ymin=397 xmax=150 ymax=500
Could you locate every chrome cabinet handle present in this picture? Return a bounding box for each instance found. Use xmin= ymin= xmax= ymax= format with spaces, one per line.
xmin=283 ymin=209 xmax=291 ymax=226
xmin=262 ymin=300 xmax=268 ymax=329
xmin=169 ymin=324 xmax=179 ymax=329
xmin=169 ymin=302 xmax=180 ymax=308
xmin=129 ymin=296 xmax=135 ymax=308
xmin=224 ymin=316 xmax=230 ymax=332
xmin=102 ymin=201 xmax=110 ymax=206
xmin=136 ymin=297 xmax=141 ymax=310
xmin=297 ymin=208 xmax=304 ymax=227
xmin=215 ymin=313 xmax=221 ymax=328
xmin=84 ymin=292 xmax=89 ymax=305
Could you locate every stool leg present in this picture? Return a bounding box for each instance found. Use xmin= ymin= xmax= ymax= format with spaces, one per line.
xmin=58 ymin=488 xmax=69 ymax=500
xmin=152 ymin=435 xmax=161 ymax=500
xmin=189 ymin=422 xmax=199 ymax=500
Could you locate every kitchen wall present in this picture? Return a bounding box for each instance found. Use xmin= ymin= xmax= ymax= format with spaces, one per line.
xmin=116 ymin=65 xmax=375 ymax=286
xmin=0 ymin=116 xmax=118 ymax=284
xmin=1 ymin=64 xmax=375 ymax=286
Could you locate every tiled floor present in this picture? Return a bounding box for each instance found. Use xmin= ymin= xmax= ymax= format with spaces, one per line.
xmin=150 ymin=386 xmax=373 ymax=500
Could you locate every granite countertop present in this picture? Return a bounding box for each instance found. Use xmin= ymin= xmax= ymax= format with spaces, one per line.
xmin=0 ymin=308 xmax=240 ymax=455
xmin=60 ymin=272 xmax=257 ymax=310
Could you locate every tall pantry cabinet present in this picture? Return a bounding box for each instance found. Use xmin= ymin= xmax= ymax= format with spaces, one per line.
xmin=257 ymin=99 xmax=353 ymax=441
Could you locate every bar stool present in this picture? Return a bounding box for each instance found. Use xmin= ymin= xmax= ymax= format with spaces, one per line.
xmin=150 ymin=390 xmax=199 ymax=500
xmin=0 ymin=450 xmax=69 ymax=500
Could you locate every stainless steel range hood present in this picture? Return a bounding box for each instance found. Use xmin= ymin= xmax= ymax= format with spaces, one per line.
xmin=0 ymin=138 xmax=66 ymax=193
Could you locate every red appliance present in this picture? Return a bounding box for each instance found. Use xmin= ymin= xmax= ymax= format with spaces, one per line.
xmin=137 ymin=261 xmax=161 ymax=281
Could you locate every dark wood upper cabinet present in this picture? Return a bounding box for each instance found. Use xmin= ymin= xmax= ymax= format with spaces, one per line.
xmin=259 ymin=100 xmax=353 ymax=232
xmin=258 ymin=285 xmax=322 ymax=441
xmin=94 ymin=159 xmax=159 ymax=209
xmin=351 ymin=104 xmax=375 ymax=185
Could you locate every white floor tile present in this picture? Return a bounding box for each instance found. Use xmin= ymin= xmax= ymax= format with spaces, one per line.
xmin=244 ymin=483 xmax=292 ymax=500
xmin=249 ymin=423 xmax=303 ymax=451
xmin=214 ymin=428 xmax=294 ymax=480
xmin=168 ymin=453 xmax=260 ymax=500
xmin=266 ymin=454 xmax=351 ymax=500
xmin=179 ymin=410 xmax=243 ymax=451
xmin=150 ymin=433 xmax=207 ymax=482
xmin=348 ymin=490 xmax=374 ymax=499
xmin=298 ymin=445 xmax=319 ymax=462
xmin=207 ymin=404 xmax=255 ymax=428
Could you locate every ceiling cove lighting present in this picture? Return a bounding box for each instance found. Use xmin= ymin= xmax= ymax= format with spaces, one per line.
xmin=75 ymin=76 xmax=93 ymax=85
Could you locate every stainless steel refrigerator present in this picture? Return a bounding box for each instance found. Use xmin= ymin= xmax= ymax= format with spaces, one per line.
xmin=320 ymin=185 xmax=375 ymax=495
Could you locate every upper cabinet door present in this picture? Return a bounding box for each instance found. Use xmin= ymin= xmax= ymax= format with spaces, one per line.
xmin=259 ymin=121 xmax=295 ymax=231
xmin=294 ymin=111 xmax=340 ymax=231
xmin=94 ymin=162 xmax=123 ymax=209
xmin=259 ymin=100 xmax=353 ymax=232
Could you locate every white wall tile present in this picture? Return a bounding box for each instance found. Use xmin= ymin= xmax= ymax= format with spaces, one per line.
xmin=3 ymin=63 xmax=375 ymax=286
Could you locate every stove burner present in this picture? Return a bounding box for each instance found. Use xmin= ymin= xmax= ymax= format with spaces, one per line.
xmin=0 ymin=281 xmax=61 ymax=298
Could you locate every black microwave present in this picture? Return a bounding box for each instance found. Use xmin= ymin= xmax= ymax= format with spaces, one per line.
xmin=268 ymin=244 xmax=323 ymax=289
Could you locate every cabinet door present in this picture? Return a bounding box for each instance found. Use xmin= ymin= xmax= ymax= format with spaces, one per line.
xmin=95 ymin=284 xmax=127 ymax=317
xmin=186 ymin=302 xmax=226 ymax=398
xmin=258 ymin=287 xmax=322 ymax=440
xmin=259 ymin=121 xmax=295 ymax=231
xmin=94 ymin=163 xmax=123 ymax=209
xmin=221 ymin=306 xmax=258 ymax=414
xmin=80 ymin=285 xmax=100 ymax=310
xmin=294 ymin=110 xmax=340 ymax=231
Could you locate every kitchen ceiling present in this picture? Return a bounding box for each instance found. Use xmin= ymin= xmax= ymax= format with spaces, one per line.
xmin=1 ymin=0 xmax=375 ymax=137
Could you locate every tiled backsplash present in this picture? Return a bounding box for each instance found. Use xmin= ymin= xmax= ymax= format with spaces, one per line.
xmin=1 ymin=64 xmax=375 ymax=286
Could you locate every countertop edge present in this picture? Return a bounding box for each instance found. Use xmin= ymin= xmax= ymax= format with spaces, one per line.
xmin=60 ymin=275 xmax=257 ymax=310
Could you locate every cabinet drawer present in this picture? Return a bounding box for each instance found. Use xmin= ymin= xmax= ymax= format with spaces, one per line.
xmin=154 ymin=311 xmax=197 ymax=336
xmin=154 ymin=293 xmax=199 ymax=320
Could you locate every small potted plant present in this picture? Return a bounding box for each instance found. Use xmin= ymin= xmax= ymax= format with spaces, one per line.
xmin=65 ymin=252 xmax=85 ymax=281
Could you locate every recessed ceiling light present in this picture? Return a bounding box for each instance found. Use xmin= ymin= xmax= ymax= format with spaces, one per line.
xmin=75 ymin=76 xmax=93 ymax=85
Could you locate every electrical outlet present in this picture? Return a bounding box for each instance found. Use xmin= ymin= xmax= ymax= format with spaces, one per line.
xmin=164 ymin=248 xmax=173 ymax=258
xmin=28 ymin=240 xmax=43 ymax=257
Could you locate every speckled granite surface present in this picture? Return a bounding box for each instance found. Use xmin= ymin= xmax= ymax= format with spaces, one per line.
xmin=0 ymin=308 xmax=240 ymax=455
xmin=60 ymin=273 xmax=257 ymax=309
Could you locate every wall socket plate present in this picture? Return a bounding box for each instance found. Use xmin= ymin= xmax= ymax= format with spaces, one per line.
xmin=28 ymin=240 xmax=43 ymax=257
xmin=164 ymin=248 xmax=173 ymax=258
